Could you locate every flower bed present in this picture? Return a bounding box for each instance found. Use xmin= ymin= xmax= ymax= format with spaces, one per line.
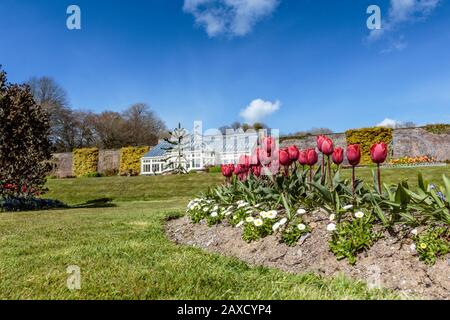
xmin=177 ymin=136 xmax=450 ymax=296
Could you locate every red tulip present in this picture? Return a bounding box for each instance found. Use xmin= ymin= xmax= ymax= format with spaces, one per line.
xmin=321 ymin=137 xmax=334 ymax=156
xmin=298 ymin=149 xmax=308 ymax=166
xmin=306 ymin=148 xmax=318 ymax=166
xmin=251 ymin=148 xmax=261 ymax=166
xmin=259 ymin=149 xmax=271 ymax=166
xmin=234 ymin=164 xmax=244 ymax=175
xmin=262 ymin=136 xmax=276 ymax=155
xmin=279 ymin=149 xmax=291 ymax=167
xmin=221 ymin=164 xmax=234 ymax=178
xmin=370 ymin=142 xmax=388 ymax=164
xmin=346 ymin=144 xmax=361 ymax=166
xmin=239 ymin=155 xmax=251 ymax=169
xmin=251 ymin=165 xmax=262 ymax=177
xmin=332 ymin=147 xmax=344 ymax=165
xmin=287 ymin=145 xmax=299 ymax=162
xmin=371 ymin=142 xmax=388 ymax=194
xmin=316 ymin=135 xmax=326 ymax=152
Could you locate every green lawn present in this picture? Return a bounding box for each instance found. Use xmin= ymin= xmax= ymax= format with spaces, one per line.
xmin=1 ymin=165 xmax=448 ymax=299
xmin=45 ymin=166 xmax=449 ymax=205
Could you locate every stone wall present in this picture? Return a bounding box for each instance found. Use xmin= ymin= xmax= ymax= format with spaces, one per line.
xmin=281 ymin=127 xmax=450 ymax=162
xmin=393 ymin=128 xmax=450 ymax=161
xmin=50 ymin=149 xmax=121 ymax=178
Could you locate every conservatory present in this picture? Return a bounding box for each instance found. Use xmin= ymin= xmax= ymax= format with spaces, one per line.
xmin=140 ymin=131 xmax=259 ymax=175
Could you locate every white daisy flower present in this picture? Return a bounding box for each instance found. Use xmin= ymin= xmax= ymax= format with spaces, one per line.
xmin=236 ymin=221 xmax=244 ymax=228
xmin=254 ymin=219 xmax=263 ymax=227
xmin=260 ymin=211 xmax=268 ymax=218
xmin=266 ymin=210 xmax=278 ymax=219
xmin=297 ymin=208 xmax=307 ymax=215
xmin=245 ymin=217 xmax=254 ymax=223
xmin=329 ymin=214 xmax=336 ymax=221
xmin=297 ymin=224 xmax=306 ymax=231
xmin=410 ymin=243 xmax=416 ymax=252
xmin=279 ymin=218 xmax=288 ymax=226
xmin=210 ymin=212 xmax=218 ymax=218
xmin=203 ymin=208 xmax=209 ymax=212
xmin=327 ymin=223 xmax=336 ymax=232
xmin=233 ymin=215 xmax=238 ymax=219
xmin=411 ymin=228 xmax=418 ymax=236
xmin=354 ymin=211 xmax=364 ymax=219
xmin=213 ymin=205 xmax=219 ymax=211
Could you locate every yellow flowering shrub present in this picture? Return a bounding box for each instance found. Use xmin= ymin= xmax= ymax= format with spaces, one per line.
xmin=119 ymin=146 xmax=150 ymax=176
xmin=73 ymin=148 xmax=99 ymax=177
xmin=345 ymin=127 xmax=393 ymax=165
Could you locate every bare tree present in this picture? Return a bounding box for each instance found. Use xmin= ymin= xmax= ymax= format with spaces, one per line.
xmin=91 ymin=111 xmax=127 ymax=149
xmin=122 ymin=103 xmax=166 ymax=146
xmin=27 ymin=77 xmax=77 ymax=152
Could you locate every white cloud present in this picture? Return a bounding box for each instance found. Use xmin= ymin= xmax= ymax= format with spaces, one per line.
xmin=367 ymin=0 xmax=441 ymax=47
xmin=240 ymin=99 xmax=280 ymax=124
xmin=377 ymin=118 xmax=401 ymax=128
xmin=183 ymin=0 xmax=280 ymax=37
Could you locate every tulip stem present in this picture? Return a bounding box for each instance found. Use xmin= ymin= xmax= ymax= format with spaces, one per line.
xmin=352 ymin=165 xmax=356 ymax=197
xmin=377 ymin=163 xmax=382 ymax=194
xmin=321 ymin=154 xmax=325 ymax=182
xmin=309 ymin=166 xmax=313 ymax=189
xmin=327 ymin=156 xmax=332 ymax=188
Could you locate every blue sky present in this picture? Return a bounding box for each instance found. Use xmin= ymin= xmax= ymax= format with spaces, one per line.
xmin=1 ymin=0 xmax=449 ymax=134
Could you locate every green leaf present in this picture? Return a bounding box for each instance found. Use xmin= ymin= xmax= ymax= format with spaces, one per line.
xmin=442 ymin=175 xmax=450 ymax=204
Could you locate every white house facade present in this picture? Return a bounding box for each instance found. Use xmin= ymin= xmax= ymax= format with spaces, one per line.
xmin=140 ymin=130 xmax=259 ymax=175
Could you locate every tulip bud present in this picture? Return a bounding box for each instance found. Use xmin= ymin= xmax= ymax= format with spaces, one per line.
xmin=306 ymin=148 xmax=318 ymax=166
xmin=287 ymin=145 xmax=299 ymax=162
xmin=332 ymin=147 xmax=344 ymax=165
xmin=251 ymin=165 xmax=262 ymax=177
xmin=347 ymin=144 xmax=361 ymax=166
xmin=279 ymin=149 xmax=291 ymax=167
xmin=321 ymin=137 xmax=334 ymax=156
xmin=370 ymin=142 xmax=388 ymax=164
xmin=316 ymin=135 xmax=326 ymax=152
xmin=298 ymin=149 xmax=308 ymax=166
xmin=262 ymin=137 xmax=276 ymax=155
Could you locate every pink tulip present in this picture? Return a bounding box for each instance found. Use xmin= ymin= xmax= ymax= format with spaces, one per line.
xmin=321 ymin=137 xmax=334 ymax=156
xmin=287 ymin=145 xmax=299 ymax=162
xmin=251 ymin=165 xmax=262 ymax=177
xmin=371 ymin=142 xmax=388 ymax=194
xmin=332 ymin=147 xmax=344 ymax=165
xmin=262 ymin=137 xmax=276 ymax=155
xmin=347 ymin=144 xmax=361 ymax=166
xmin=298 ymin=149 xmax=308 ymax=166
xmin=370 ymin=142 xmax=388 ymax=164
xmin=316 ymin=135 xmax=326 ymax=152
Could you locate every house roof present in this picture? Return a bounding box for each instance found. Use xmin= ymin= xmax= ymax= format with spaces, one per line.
xmin=143 ymin=140 xmax=172 ymax=158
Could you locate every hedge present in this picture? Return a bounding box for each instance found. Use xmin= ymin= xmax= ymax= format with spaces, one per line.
xmin=73 ymin=148 xmax=99 ymax=177
xmin=345 ymin=127 xmax=393 ymax=165
xmin=424 ymin=124 xmax=450 ymax=135
xmin=119 ymin=146 xmax=150 ymax=176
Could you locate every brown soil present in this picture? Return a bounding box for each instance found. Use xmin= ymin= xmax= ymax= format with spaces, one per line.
xmin=166 ymin=211 xmax=450 ymax=300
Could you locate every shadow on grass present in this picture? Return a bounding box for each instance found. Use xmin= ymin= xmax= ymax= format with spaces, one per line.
xmin=71 ymin=198 xmax=116 ymax=209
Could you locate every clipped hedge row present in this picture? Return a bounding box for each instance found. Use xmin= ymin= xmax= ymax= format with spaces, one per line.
xmin=345 ymin=127 xmax=393 ymax=165
xmin=119 ymin=146 xmax=150 ymax=176
xmin=424 ymin=124 xmax=450 ymax=135
xmin=73 ymin=148 xmax=99 ymax=177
